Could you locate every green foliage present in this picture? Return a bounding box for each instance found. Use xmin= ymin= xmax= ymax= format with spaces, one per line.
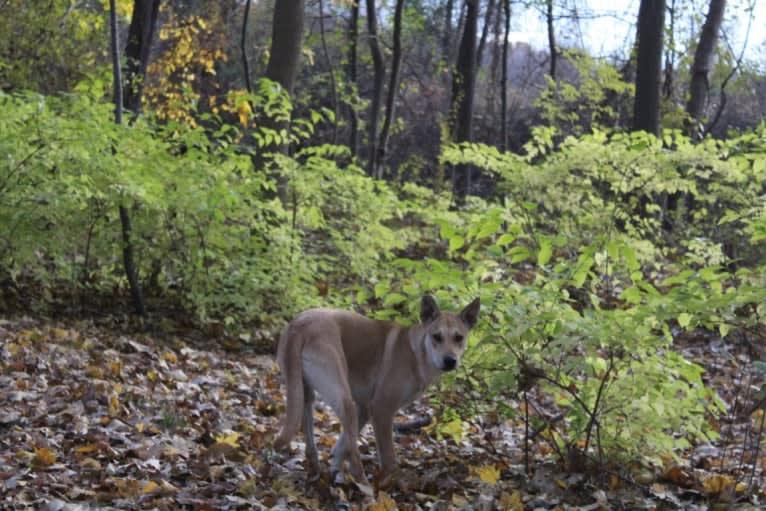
xmin=3 ymin=76 xmax=766 ymax=471
xmin=0 ymin=0 xmax=106 ymax=93
xmin=535 ymin=51 xmax=634 ymax=138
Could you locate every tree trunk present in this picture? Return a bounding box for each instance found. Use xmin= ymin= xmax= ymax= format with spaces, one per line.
xmin=347 ymin=1 xmax=360 ymax=157
xmin=442 ymin=0 xmax=455 ymax=63
xmin=318 ymin=0 xmax=339 ymax=144
xmin=662 ymin=0 xmax=676 ymax=99
xmin=546 ymin=0 xmax=556 ymax=79
xmin=450 ymin=0 xmax=478 ymax=205
xmin=632 ymin=0 xmax=666 ymax=135
xmin=109 ymin=0 xmax=146 ymax=316
xmin=375 ymin=0 xmax=405 ymax=179
xmin=265 ymin=0 xmax=305 ymax=96
xmin=365 ymin=0 xmax=385 ymax=177
xmin=686 ymin=0 xmax=726 ymax=137
xmin=476 ymin=0 xmax=496 ymax=67
xmin=123 ymin=0 xmax=161 ymax=115
xmin=500 ymin=0 xmax=510 ymax=151
xmin=241 ymin=0 xmax=253 ymax=93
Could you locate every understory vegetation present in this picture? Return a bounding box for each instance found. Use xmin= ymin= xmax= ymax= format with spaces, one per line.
xmin=2 ymin=79 xmax=765 ymax=491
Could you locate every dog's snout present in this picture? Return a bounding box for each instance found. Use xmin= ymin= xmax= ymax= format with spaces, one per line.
xmin=442 ymin=355 xmax=457 ymax=371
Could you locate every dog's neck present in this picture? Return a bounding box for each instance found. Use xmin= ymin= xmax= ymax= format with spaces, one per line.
xmin=407 ymin=324 xmax=441 ymax=390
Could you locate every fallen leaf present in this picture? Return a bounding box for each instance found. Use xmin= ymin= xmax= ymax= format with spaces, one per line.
xmin=33 ymin=447 xmax=57 ymax=467
xmin=474 ymin=464 xmax=500 ymax=485
xmin=215 ymin=431 xmax=240 ymax=447
xmin=703 ymin=473 xmax=735 ymax=495
xmin=366 ymin=491 xmax=397 ymax=511
xmin=499 ymin=491 xmax=524 ymax=511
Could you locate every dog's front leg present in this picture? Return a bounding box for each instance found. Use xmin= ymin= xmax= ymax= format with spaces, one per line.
xmin=371 ymin=408 xmax=396 ymax=477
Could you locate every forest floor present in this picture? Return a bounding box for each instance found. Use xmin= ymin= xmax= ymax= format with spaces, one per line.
xmin=0 ymin=314 xmax=763 ymax=510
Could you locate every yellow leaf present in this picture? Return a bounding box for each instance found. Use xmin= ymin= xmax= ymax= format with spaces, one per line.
xmin=74 ymin=444 xmax=100 ymax=454
xmin=147 ymin=369 xmax=158 ymax=382
xmin=215 ymin=432 xmax=240 ymax=447
xmin=238 ymin=102 xmax=252 ymax=128
xmin=474 ymin=464 xmax=501 ymax=485
xmin=365 ymin=491 xmax=397 ymax=511
xmin=33 ymin=447 xmax=57 ymax=467
xmin=51 ymin=327 xmax=70 ymax=340
xmin=109 ymin=360 xmax=122 ymax=377
xmin=109 ymin=392 xmax=120 ymax=417
xmin=135 ymin=423 xmax=146 ymax=433
xmin=142 ymin=480 xmax=160 ymax=494
xmin=499 ymin=491 xmax=524 ymax=511
xmin=437 ymin=418 xmax=463 ymax=443
xmin=80 ymin=457 xmax=102 ymax=470
xmin=86 ymin=366 xmax=104 ymax=379
xmin=703 ymin=473 xmax=735 ymax=495
xmin=163 ymin=351 xmax=178 ymax=364
xmin=451 ymin=493 xmax=468 ymax=507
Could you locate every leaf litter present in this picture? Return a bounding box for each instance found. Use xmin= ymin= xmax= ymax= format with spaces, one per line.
xmin=0 ymin=316 xmax=763 ymax=510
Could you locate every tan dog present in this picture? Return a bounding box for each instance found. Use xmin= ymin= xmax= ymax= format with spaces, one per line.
xmin=273 ymin=295 xmax=480 ymax=481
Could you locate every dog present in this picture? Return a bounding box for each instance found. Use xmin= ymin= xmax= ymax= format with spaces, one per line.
xmin=273 ymin=295 xmax=480 ymax=482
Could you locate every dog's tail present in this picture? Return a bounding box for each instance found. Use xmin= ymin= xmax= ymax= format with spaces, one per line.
xmin=273 ymin=324 xmax=305 ymax=449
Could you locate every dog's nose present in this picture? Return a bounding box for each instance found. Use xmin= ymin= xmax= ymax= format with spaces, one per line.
xmin=442 ymin=355 xmax=457 ymax=371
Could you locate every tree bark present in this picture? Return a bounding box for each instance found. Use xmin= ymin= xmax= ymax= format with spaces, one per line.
xmin=110 ymin=0 xmax=146 ymax=316
xmin=318 ymin=0 xmax=339 ymax=144
xmin=442 ymin=0 xmax=455 ymax=63
xmin=347 ymin=1 xmax=360 ymax=157
xmin=241 ymin=0 xmax=253 ymax=93
xmin=450 ymin=0 xmax=478 ymax=205
xmin=662 ymin=0 xmax=676 ymax=99
xmin=632 ymin=0 xmax=666 ymax=135
xmin=545 ymin=0 xmax=556 ymax=79
xmin=375 ymin=0 xmax=405 ymax=179
xmin=686 ymin=0 xmax=726 ymax=136
xmin=123 ymin=0 xmax=161 ymax=115
xmin=265 ymin=0 xmax=305 ymax=96
xmin=365 ymin=0 xmax=385 ymax=177
xmin=476 ymin=0 xmax=496 ymax=67
xmin=500 ymin=0 xmax=510 ymax=151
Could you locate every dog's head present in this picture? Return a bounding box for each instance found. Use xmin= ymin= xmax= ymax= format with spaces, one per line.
xmin=420 ymin=295 xmax=480 ymax=372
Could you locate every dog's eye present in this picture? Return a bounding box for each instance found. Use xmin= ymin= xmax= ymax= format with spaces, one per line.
xmin=455 ymin=334 xmax=464 ymax=343
xmin=433 ymin=333 xmax=443 ymax=343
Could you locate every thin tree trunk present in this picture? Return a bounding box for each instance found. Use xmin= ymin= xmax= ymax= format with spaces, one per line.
xmin=123 ymin=0 xmax=161 ymax=115
xmin=241 ymin=0 xmax=253 ymax=93
xmin=365 ymin=0 xmax=385 ymax=177
xmin=318 ymin=0 xmax=339 ymax=144
xmin=500 ymin=0 xmax=510 ymax=151
xmin=110 ymin=0 xmax=146 ymax=316
xmin=347 ymin=2 xmax=360 ymax=157
xmin=662 ymin=0 xmax=675 ymax=99
xmin=476 ymin=0 xmax=496 ymax=67
xmin=443 ymin=0 xmax=455 ymax=63
xmin=546 ymin=0 xmax=556 ymax=79
xmin=375 ymin=0 xmax=405 ymax=178
xmin=686 ymin=0 xmax=726 ymax=137
xmin=632 ymin=0 xmax=666 ymax=135
xmin=450 ymin=0 xmax=478 ymax=205
xmin=265 ymin=0 xmax=305 ymax=96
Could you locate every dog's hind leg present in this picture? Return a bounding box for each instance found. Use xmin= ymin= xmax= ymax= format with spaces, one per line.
xmin=302 ymin=341 xmax=366 ymax=481
xmin=330 ymin=405 xmax=368 ymax=477
xmin=302 ymin=381 xmax=320 ymax=477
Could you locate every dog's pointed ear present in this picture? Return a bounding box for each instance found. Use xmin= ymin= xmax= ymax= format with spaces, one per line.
xmin=459 ymin=297 xmax=481 ymax=329
xmin=420 ymin=295 xmax=440 ymax=324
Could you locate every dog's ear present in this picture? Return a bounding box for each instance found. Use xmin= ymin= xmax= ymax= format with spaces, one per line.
xmin=459 ymin=297 xmax=480 ymax=329
xmin=420 ymin=295 xmax=440 ymax=324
